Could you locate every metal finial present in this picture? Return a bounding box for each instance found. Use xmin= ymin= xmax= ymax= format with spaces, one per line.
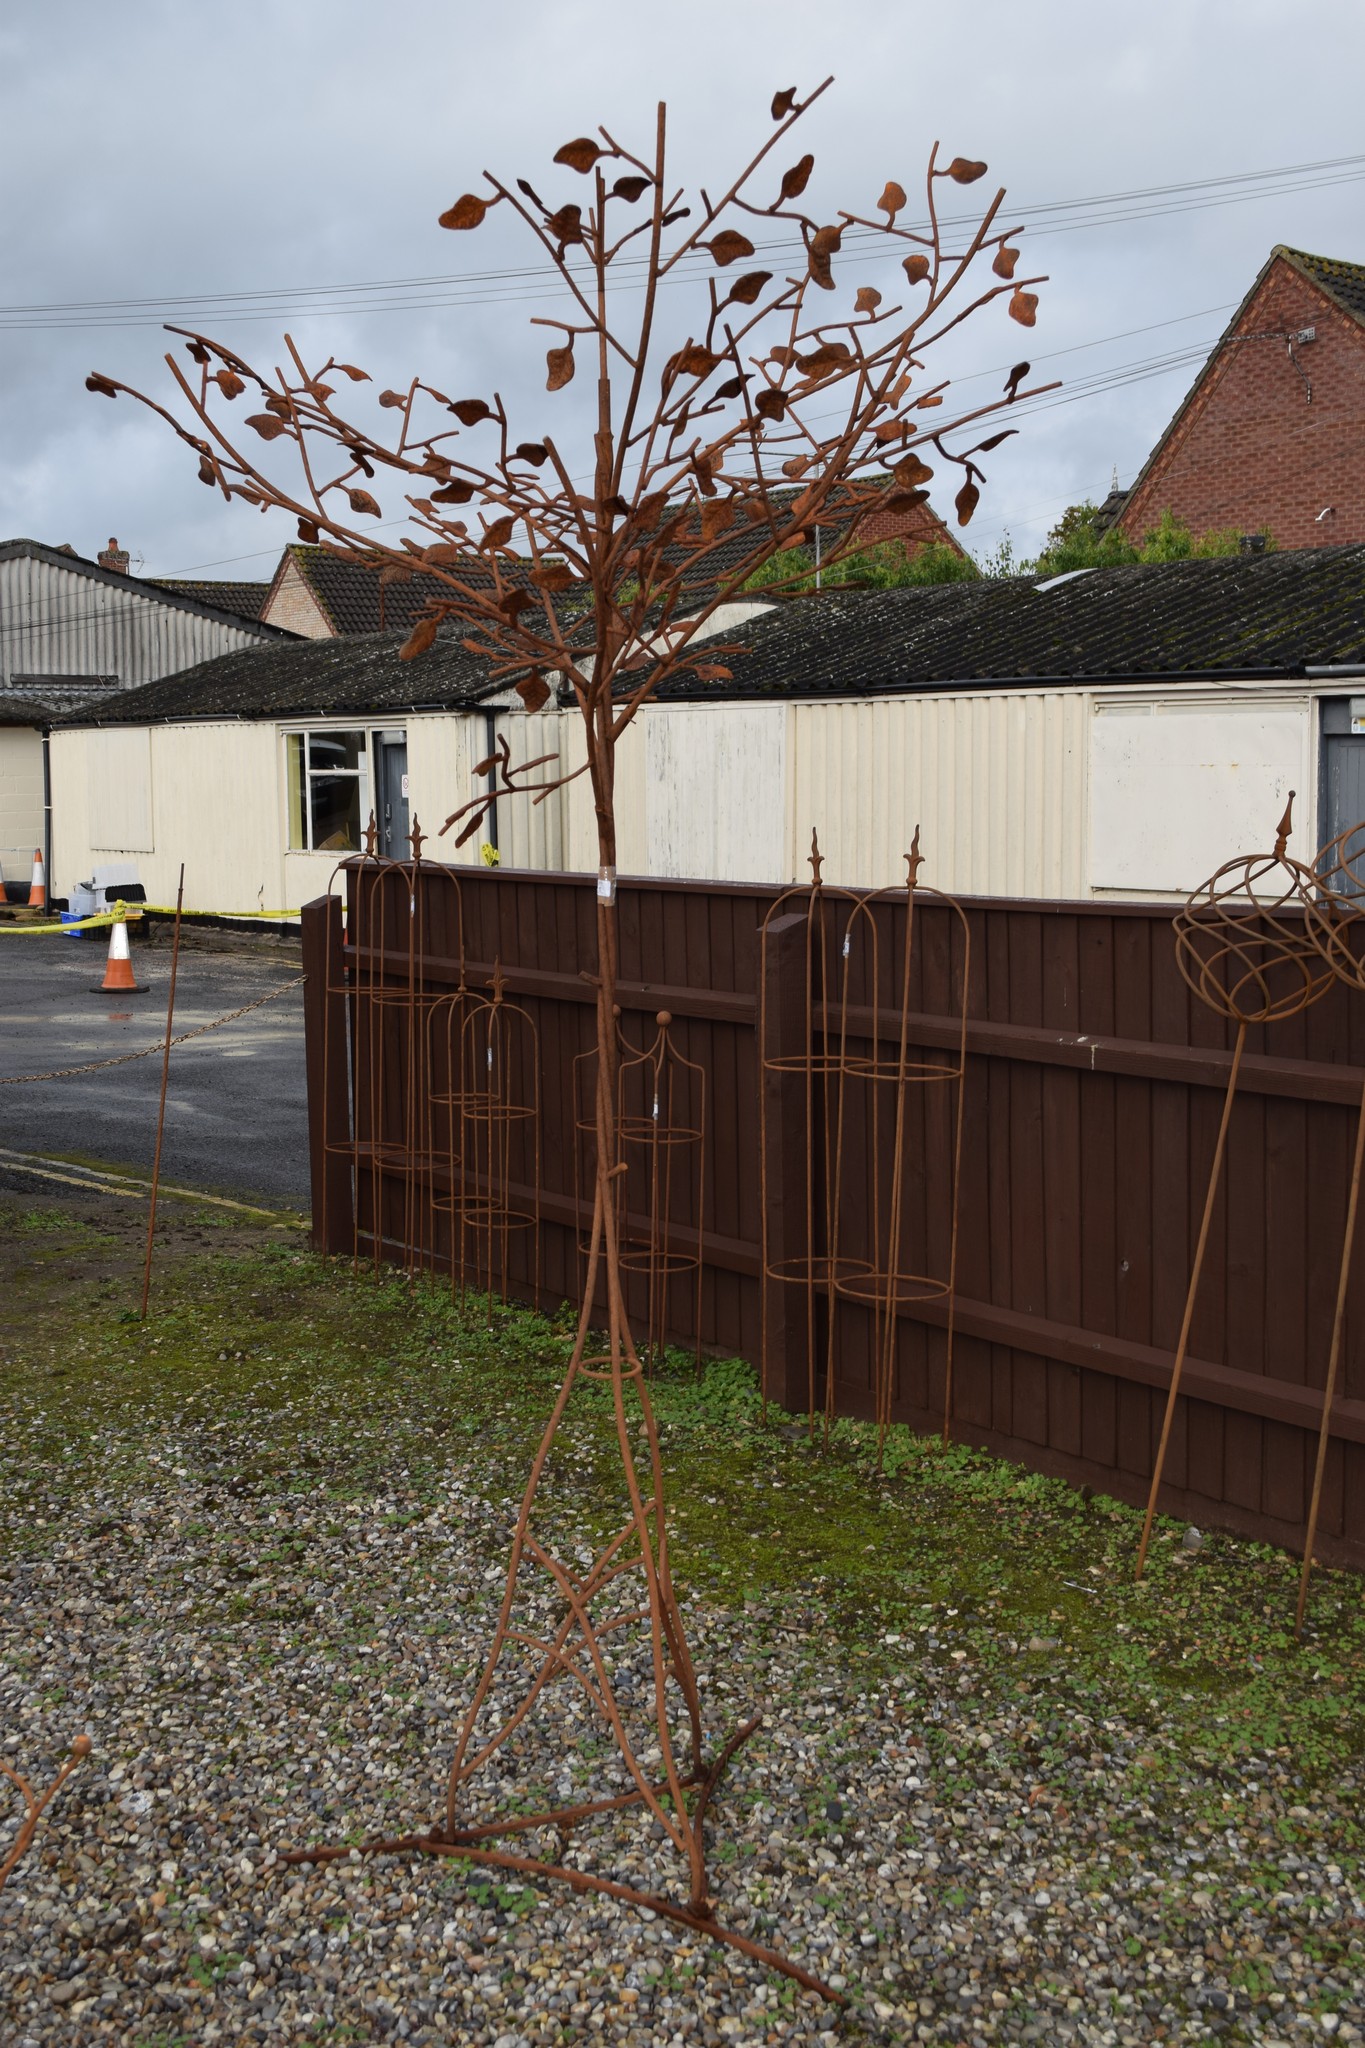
xmin=1274 ymin=790 xmax=1296 ymax=862
xmin=409 ymin=815 xmax=427 ymax=863
xmin=905 ymin=825 xmax=925 ymax=891
xmin=809 ymin=828 xmax=824 ymax=887
xmin=363 ymin=811 xmax=379 ymax=859
xmin=489 ymin=957 xmax=506 ymax=1005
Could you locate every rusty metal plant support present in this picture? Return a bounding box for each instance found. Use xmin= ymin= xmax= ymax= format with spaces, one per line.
xmin=576 ymin=1011 xmax=707 ymax=1374
xmin=1137 ymin=796 xmax=1335 ymax=1580
xmin=1292 ymin=824 xmax=1365 ymax=1635
xmin=0 ymin=1736 xmax=91 ymax=1894
xmin=835 ymin=836 xmax=971 ymax=1461
xmin=140 ymin=863 xmax=185 ymax=1319
xmin=106 ymin=81 xmax=1053 ymax=2001
xmin=453 ymin=964 xmax=541 ymax=1316
xmin=322 ymin=820 xmax=467 ymax=1280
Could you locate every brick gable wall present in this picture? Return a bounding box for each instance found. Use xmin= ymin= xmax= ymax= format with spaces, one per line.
xmin=1118 ymin=256 xmax=1365 ymax=550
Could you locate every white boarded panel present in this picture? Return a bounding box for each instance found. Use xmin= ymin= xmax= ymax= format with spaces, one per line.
xmin=87 ymin=727 xmax=154 ymax=851
xmin=645 ymin=704 xmax=785 ymax=882
xmin=1089 ymin=700 xmax=1310 ymax=894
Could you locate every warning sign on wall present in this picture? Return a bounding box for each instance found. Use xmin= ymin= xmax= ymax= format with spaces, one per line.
xmin=400 ymin=774 xmax=410 ymax=798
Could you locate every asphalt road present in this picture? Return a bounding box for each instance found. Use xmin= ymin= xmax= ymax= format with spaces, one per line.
xmin=0 ymin=935 xmax=309 ymax=1207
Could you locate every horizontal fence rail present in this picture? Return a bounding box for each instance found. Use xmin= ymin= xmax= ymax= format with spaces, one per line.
xmin=303 ymin=866 xmax=1365 ymax=1571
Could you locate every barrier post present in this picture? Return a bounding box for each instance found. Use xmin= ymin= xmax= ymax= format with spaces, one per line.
xmin=303 ymin=894 xmax=352 ymax=1254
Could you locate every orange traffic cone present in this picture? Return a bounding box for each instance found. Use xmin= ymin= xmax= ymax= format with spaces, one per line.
xmin=27 ymin=848 xmax=45 ymax=908
xmin=91 ymin=908 xmax=149 ymax=995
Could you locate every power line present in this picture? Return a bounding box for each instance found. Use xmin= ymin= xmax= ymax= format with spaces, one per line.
xmin=0 ymin=151 xmax=1359 ymax=333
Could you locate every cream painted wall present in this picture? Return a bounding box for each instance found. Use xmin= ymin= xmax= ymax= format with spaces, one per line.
xmin=1089 ymin=695 xmax=1313 ymax=898
xmin=787 ymin=691 xmax=1090 ymax=895
xmin=0 ymin=726 xmax=45 ymax=871
xmin=645 ymin=703 xmax=787 ymax=882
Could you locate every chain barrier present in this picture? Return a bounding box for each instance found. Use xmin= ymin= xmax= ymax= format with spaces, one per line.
xmin=0 ymin=975 xmax=305 ymax=1086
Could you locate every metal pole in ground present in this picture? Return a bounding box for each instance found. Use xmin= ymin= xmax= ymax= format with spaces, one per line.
xmin=140 ymin=866 xmax=185 ymax=1319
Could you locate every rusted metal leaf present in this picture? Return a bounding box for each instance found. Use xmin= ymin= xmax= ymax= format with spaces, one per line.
xmin=514 ymin=442 xmax=549 ymax=466
xmin=481 ymin=515 xmax=517 ymax=550
xmin=992 ymin=245 xmax=1020 ymax=279
xmin=797 ymin=341 xmax=851 ymax=375
xmin=499 ymin=589 xmax=532 ymax=618
xmin=1008 ymin=289 xmax=1039 ymax=328
xmin=532 ymin=560 xmax=575 ymax=591
xmin=451 ymin=399 xmax=493 ymax=426
xmin=726 ymin=269 xmax=773 ymax=306
xmin=676 ymin=344 xmax=721 ymax=379
xmin=855 ymin=286 xmax=882 ymax=313
xmin=779 ymin=153 xmax=815 ymax=201
xmin=547 ymin=204 xmax=584 ymax=244
xmin=612 ymin=175 xmax=651 ymax=202
xmin=755 ymin=389 xmax=787 ymax=420
xmin=976 ymin=428 xmax=1018 ymax=452
xmin=771 ymin=87 xmax=797 ymax=120
xmin=297 ymin=518 xmax=320 ymax=542
xmin=893 ymin=452 xmax=934 ymax=488
xmin=454 ymin=807 xmax=488 ymax=848
xmin=660 ymin=206 xmax=691 ymax=227
xmin=946 ymin=157 xmax=988 ymax=184
xmin=707 ymin=230 xmax=755 ymax=266
xmin=546 ymin=341 xmax=576 ymax=391
xmin=714 ymin=375 xmax=746 ymax=400
xmin=214 ymin=369 xmax=245 ymax=399
xmin=196 ymin=456 xmax=217 ymax=485
xmin=379 ymin=564 xmax=412 ymax=586
xmin=916 ymin=393 xmax=943 ymax=408
xmin=247 ymin=414 xmax=292 ymax=440
xmin=185 ymin=340 xmax=211 ymax=364
xmin=781 ymin=456 xmax=810 ymax=477
xmin=517 ymin=672 xmax=553 ymax=712
xmin=440 ymin=193 xmax=488 ymax=231
xmin=554 ymin=138 xmax=602 ymax=174
xmin=692 ymin=662 xmax=732 ymax=681
xmin=264 ymin=393 xmax=292 ymax=417
xmin=85 ymin=373 xmax=118 ymax=397
xmin=424 ymin=542 xmax=465 ymax=565
xmin=874 ymin=420 xmax=905 ymax=443
xmin=885 ymin=488 xmax=929 ymax=513
xmin=637 ymin=490 xmax=670 ymax=528
xmin=699 ymin=498 xmax=734 ymax=543
xmin=431 ymin=480 xmax=476 ymax=504
xmin=902 ymin=253 xmax=931 ymax=284
xmin=877 ymin=180 xmax=907 ymax=218
xmin=807 ymin=224 xmax=841 ymax=290
xmin=336 ymin=363 xmax=370 ymax=382
xmin=347 ymin=488 xmax=381 ymax=516
xmin=1004 ymin=360 xmax=1030 ymax=398
xmin=955 ymin=479 xmax=980 ymax=524
xmin=400 ymin=616 xmax=440 ymax=661
xmin=379 ymin=389 xmax=406 ymax=409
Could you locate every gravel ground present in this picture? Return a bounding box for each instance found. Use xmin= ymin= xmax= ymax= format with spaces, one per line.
xmin=2 ymin=1194 xmax=1363 ymax=2046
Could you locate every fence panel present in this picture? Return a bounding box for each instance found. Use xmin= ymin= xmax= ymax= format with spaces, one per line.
xmin=302 ymin=866 xmax=1365 ymax=1570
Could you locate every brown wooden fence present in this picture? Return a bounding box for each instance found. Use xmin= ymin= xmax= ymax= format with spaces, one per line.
xmin=302 ymin=864 xmax=1365 ymax=1571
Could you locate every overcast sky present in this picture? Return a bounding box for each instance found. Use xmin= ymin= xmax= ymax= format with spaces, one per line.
xmin=2 ymin=0 xmax=1362 ymax=581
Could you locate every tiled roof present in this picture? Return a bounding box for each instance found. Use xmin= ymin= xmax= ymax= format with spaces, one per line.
xmin=648 ymin=546 xmax=1365 ymax=700
xmin=53 ymin=625 xmax=504 ymax=728
xmin=1286 ymin=247 xmax=1365 ymax=326
xmin=0 ymin=690 xmax=62 ymax=725
xmin=152 ymin=578 xmax=271 ymax=619
xmin=280 ymin=484 xmax=957 ymax=634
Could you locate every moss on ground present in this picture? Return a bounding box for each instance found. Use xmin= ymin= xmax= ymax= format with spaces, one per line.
xmin=3 ymin=1190 xmax=1363 ymax=1835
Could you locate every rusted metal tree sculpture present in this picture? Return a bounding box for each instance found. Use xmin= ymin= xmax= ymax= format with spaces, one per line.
xmin=92 ymin=80 xmax=1050 ymax=1990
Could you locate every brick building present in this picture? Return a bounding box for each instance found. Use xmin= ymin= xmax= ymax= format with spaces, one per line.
xmin=1111 ymin=246 xmax=1365 ymax=551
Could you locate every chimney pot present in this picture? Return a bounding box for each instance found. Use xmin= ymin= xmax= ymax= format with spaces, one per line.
xmin=97 ymin=536 xmax=131 ymax=573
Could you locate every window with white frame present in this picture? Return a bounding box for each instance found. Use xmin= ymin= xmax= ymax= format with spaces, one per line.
xmin=285 ymin=730 xmax=369 ymax=852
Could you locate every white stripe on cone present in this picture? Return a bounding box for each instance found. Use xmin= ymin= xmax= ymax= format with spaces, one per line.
xmin=27 ymin=848 xmax=45 ymax=908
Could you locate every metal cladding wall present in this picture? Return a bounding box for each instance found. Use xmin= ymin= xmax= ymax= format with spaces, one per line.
xmin=0 ymin=552 xmax=270 ymax=691
xmin=305 ymin=865 xmax=1365 ymax=1572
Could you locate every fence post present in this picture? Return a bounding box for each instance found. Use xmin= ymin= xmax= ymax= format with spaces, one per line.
xmin=762 ymin=909 xmax=814 ymax=1416
xmin=302 ymin=893 xmax=352 ymax=1255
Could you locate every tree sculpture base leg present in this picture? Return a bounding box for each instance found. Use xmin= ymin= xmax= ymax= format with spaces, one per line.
xmin=282 ymin=1206 xmax=841 ymax=2005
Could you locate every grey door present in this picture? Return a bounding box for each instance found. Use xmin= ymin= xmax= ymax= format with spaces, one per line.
xmin=1320 ymin=700 xmax=1365 ymax=890
xmin=375 ymin=732 xmax=409 ymax=858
